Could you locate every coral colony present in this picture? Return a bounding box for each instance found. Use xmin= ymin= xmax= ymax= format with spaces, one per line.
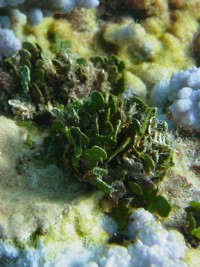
xmin=0 ymin=1 xmax=200 ymax=266
xmin=151 ymin=67 xmax=200 ymax=131
xmin=0 ymin=1 xmax=99 ymax=57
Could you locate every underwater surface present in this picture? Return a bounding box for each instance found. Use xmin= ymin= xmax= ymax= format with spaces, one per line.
xmin=0 ymin=1 xmax=200 ymax=266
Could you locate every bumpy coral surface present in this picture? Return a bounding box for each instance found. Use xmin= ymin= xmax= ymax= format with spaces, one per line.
xmin=0 ymin=1 xmax=100 ymax=59
xmin=0 ymin=29 xmax=21 ymax=60
xmin=151 ymin=67 xmax=200 ymax=131
xmin=0 ymin=0 xmax=99 ymax=26
xmin=0 ymin=208 xmax=189 ymax=267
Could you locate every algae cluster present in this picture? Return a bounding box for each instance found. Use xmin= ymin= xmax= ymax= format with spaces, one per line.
xmin=0 ymin=41 xmax=174 ymax=229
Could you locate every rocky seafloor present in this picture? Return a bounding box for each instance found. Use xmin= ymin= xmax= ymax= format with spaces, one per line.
xmin=0 ymin=1 xmax=200 ymax=266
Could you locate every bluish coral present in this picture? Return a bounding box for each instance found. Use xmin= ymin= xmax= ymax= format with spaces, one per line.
xmin=151 ymin=67 xmax=200 ymax=131
xmin=0 ymin=29 xmax=21 ymax=60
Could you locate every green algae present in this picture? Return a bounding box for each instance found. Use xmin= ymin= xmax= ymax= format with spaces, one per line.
xmin=0 ymin=42 xmax=174 ymax=231
xmin=185 ymin=201 xmax=200 ymax=244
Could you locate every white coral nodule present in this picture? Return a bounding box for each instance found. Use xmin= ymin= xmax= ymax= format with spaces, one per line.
xmin=0 ymin=29 xmax=21 ymax=60
xmin=150 ymin=67 xmax=200 ymax=131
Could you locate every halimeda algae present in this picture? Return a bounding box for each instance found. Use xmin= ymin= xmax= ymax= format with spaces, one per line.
xmin=0 ymin=1 xmax=200 ymax=266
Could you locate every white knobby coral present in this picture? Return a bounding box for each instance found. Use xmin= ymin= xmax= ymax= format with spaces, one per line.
xmin=100 ymin=208 xmax=187 ymax=267
xmin=0 ymin=28 xmax=21 ymax=60
xmin=0 ymin=0 xmax=100 ymax=58
xmin=0 ymin=208 xmax=188 ymax=267
xmin=151 ymin=66 xmax=200 ymax=131
xmin=26 ymin=8 xmax=43 ymax=26
xmin=103 ymin=20 xmax=161 ymax=60
xmin=0 ymin=0 xmax=100 ymax=26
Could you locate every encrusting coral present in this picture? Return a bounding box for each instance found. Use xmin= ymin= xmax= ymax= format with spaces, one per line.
xmin=0 ymin=0 xmax=100 ymax=26
xmin=0 ymin=0 xmax=100 ymax=60
xmin=100 ymin=0 xmax=200 ymax=92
